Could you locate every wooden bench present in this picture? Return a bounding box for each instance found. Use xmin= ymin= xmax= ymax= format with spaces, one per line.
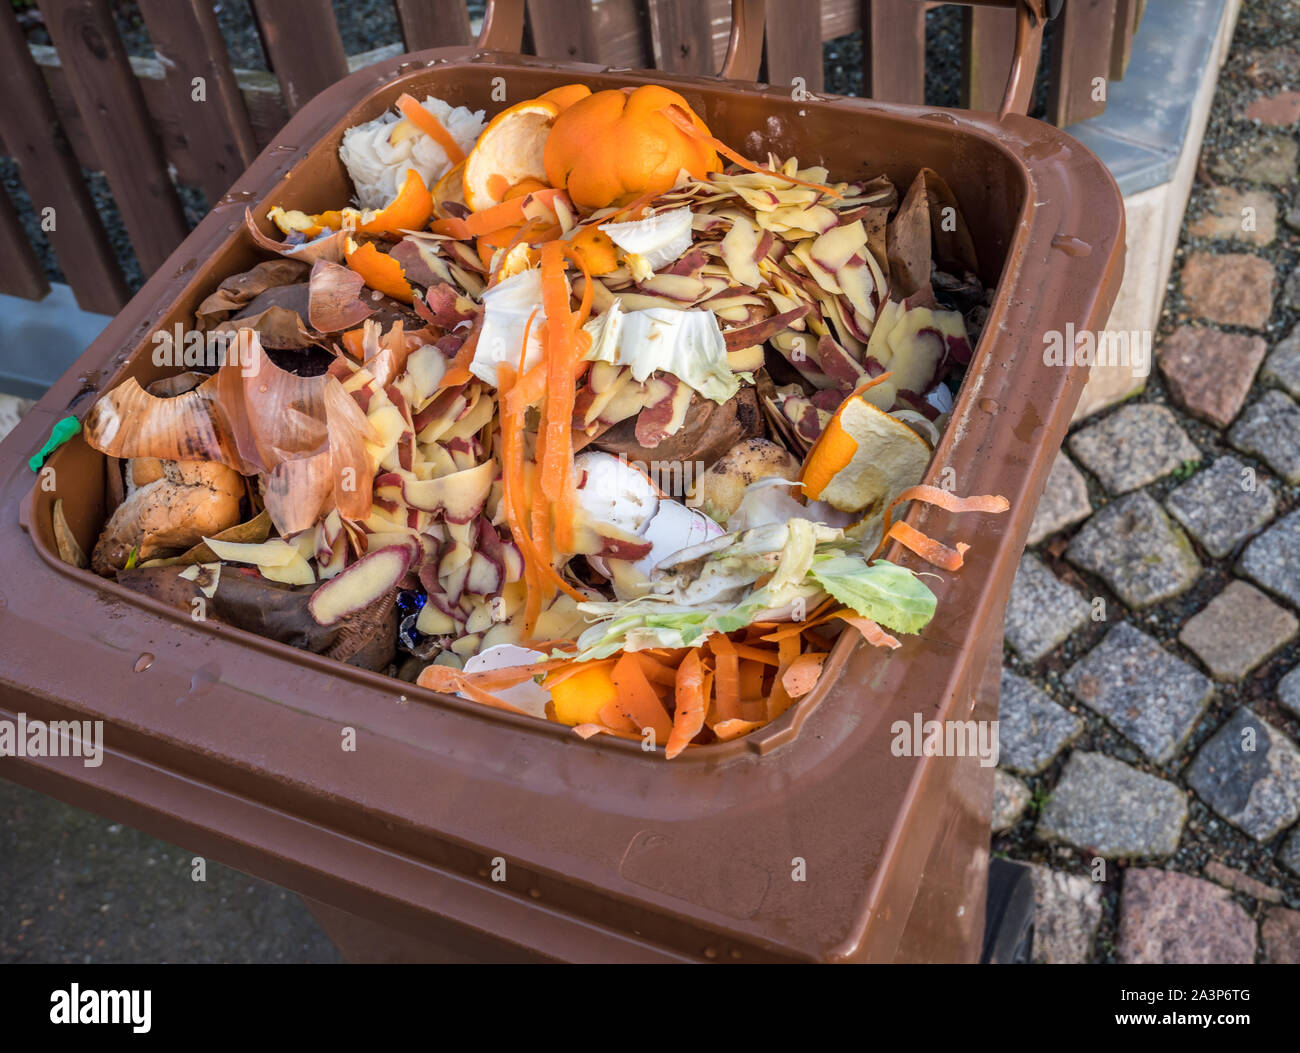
xmin=0 ymin=0 xmax=1142 ymax=317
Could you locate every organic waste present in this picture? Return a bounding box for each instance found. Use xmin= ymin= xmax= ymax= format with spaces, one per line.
xmin=77 ymin=86 xmax=1008 ymax=758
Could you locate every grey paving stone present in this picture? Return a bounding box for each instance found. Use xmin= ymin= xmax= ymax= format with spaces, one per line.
xmin=1228 ymin=389 xmax=1300 ymax=484
xmin=1240 ymin=507 xmax=1300 ymax=608
xmin=1164 ymin=455 xmax=1277 ymax=559
xmin=1069 ymin=404 xmax=1200 ymax=494
xmin=1066 ymin=493 xmax=1202 ymax=609
xmin=1035 ymin=751 xmax=1188 ymax=859
xmin=1284 ymin=268 xmax=1300 ymax=313
xmin=1178 ymin=581 xmax=1297 ymax=681
xmin=1211 ymin=136 xmax=1297 ymax=186
xmin=999 ymin=668 xmax=1084 ymax=774
xmin=1117 ymin=869 xmax=1256 ymax=964
xmin=1027 ymin=864 xmax=1102 ymax=965
xmin=1262 ymin=324 xmax=1300 ymax=398
xmin=1281 ymin=828 xmax=1300 ymax=878
xmin=1279 ymin=664 xmax=1300 ymax=718
xmin=992 ymin=770 xmax=1031 ymax=834
xmin=1186 ymin=708 xmax=1300 ymax=841
xmin=1003 ymin=555 xmax=1091 ymax=663
xmin=1064 ymin=622 xmax=1213 ymax=763
xmin=1027 ymin=452 xmax=1092 ymax=546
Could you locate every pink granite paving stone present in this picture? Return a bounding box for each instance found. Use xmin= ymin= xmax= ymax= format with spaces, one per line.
xmin=1158 ymin=327 xmax=1268 ymax=427
xmin=1117 ymin=869 xmax=1256 ymax=964
xmin=1180 ymin=252 xmax=1275 ymax=328
xmin=1187 ymin=187 xmax=1276 ymax=245
xmin=1261 ymin=907 xmax=1300 ymax=964
xmin=1244 ymin=91 xmax=1300 ymax=126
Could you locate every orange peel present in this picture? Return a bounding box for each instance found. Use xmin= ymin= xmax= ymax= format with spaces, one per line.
xmin=463 ymin=99 xmax=560 ymax=212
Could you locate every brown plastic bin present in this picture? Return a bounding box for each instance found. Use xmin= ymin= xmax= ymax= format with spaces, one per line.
xmin=0 ymin=3 xmax=1123 ymax=962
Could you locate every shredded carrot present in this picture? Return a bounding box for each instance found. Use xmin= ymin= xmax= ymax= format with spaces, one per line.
xmin=713 ymin=717 xmax=767 ymax=741
xmin=885 ymin=520 xmax=971 ymax=571
xmin=635 ymin=651 xmax=679 ymax=689
xmin=415 ymin=664 xmax=533 ymax=716
xmin=778 ymin=633 xmax=800 ymax=673
xmin=431 ymin=188 xmax=565 ymax=239
xmin=729 ymin=642 xmax=781 ymax=666
xmin=870 ymin=485 xmax=1010 ymax=561
xmin=665 ymin=650 xmax=706 ymax=759
xmin=830 ymin=611 xmax=901 ymax=650
xmin=708 ymin=635 xmax=741 ymax=722
xmin=781 ymin=652 xmax=827 ymax=699
xmin=544 ymin=656 xmax=615 ymax=688
xmin=396 ymin=93 xmax=466 ymax=166
xmin=597 ymin=700 xmax=639 ymax=732
xmin=572 ymin=722 xmax=643 ymax=742
xmin=341 ymin=328 xmax=366 ymax=360
xmin=434 ymin=327 xmax=480 ymax=392
xmin=611 ymin=652 xmax=674 ymax=743
xmin=738 ymin=659 xmax=766 ymax=702
xmin=538 ymin=240 xmax=578 ymax=552
xmin=660 ymin=105 xmax=842 ymax=199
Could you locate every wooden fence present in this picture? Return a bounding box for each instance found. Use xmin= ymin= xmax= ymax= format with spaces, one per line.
xmin=0 ymin=0 xmax=1143 ymax=316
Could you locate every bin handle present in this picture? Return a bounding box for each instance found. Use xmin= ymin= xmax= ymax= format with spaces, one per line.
xmin=476 ymin=0 xmax=767 ymax=83
xmin=945 ymin=1 xmax=1054 ymax=119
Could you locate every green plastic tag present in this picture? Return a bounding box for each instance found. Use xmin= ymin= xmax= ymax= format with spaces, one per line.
xmin=28 ymin=416 xmax=82 ymax=472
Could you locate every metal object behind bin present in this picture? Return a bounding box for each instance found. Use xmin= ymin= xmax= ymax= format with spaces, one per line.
xmin=0 ymin=0 xmax=1123 ymax=962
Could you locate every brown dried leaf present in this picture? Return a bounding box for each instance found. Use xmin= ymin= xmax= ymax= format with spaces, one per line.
xmin=52 ymin=498 xmax=88 ymax=569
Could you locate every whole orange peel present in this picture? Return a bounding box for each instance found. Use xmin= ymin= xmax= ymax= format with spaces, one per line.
xmin=543 ymin=85 xmax=719 ymax=211
xmin=463 ymin=99 xmax=560 ymax=212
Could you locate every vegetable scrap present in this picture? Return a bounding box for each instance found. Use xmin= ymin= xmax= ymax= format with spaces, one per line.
xmin=77 ymin=83 xmax=1009 ymax=757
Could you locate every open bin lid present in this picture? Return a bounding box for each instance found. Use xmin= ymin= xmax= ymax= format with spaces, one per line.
xmin=0 ymin=38 xmax=1123 ymax=962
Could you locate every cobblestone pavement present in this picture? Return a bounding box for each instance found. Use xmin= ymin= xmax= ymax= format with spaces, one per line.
xmin=995 ymin=0 xmax=1300 ymax=964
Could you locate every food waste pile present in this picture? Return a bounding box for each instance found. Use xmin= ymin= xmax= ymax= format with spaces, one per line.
xmin=69 ymin=84 xmax=1006 ymax=756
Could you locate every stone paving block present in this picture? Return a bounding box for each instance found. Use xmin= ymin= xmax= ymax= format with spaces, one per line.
xmin=1202 ymin=861 xmax=1284 ymax=904
xmin=1279 ymin=663 xmax=1300 ymax=718
xmin=1262 ymin=324 xmax=1300 ymax=398
xmin=1026 ymin=452 xmax=1092 ymax=546
xmin=1026 ymin=864 xmax=1102 ymax=965
xmin=1164 ymin=455 xmax=1276 ymax=559
xmin=1228 ymin=389 xmax=1300 ymax=484
xmin=1240 ymin=507 xmax=1300 ymax=608
xmin=1158 ymin=327 xmax=1268 ymax=427
xmin=1035 ymin=752 xmax=1187 ymax=859
xmin=1186 ymin=708 xmax=1300 ymax=841
xmin=1003 ymin=556 xmax=1090 ymax=663
xmin=1069 ymin=403 xmax=1200 ymax=494
xmin=1064 ymin=622 xmax=1213 ymax=763
xmin=1281 ymin=828 xmax=1300 ymax=878
xmin=1210 ymin=136 xmax=1297 ymax=186
xmin=1117 ymin=869 xmax=1256 ymax=964
xmin=1284 ymin=268 xmax=1300 ymax=312
xmin=992 ymin=770 xmax=1030 ymax=834
xmin=998 ymin=668 xmax=1084 ymax=774
xmin=1245 ymin=90 xmax=1300 ymax=126
xmin=1262 ymin=908 xmax=1300 ymax=964
xmin=1178 ymin=581 xmax=1297 ymax=680
xmin=1179 ymin=252 xmax=1275 ymax=328
xmin=1066 ymin=492 xmax=1202 ymax=609
xmin=1187 ymin=187 xmax=1276 ymax=245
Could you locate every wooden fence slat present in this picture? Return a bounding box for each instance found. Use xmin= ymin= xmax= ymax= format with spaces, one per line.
xmin=0 ymin=4 xmax=128 ymax=311
xmin=1048 ymin=0 xmax=1118 ymax=126
xmin=35 ymin=0 xmax=186 ymax=281
xmin=1109 ymin=0 xmax=1137 ymax=79
xmin=137 ymin=0 xmax=258 ymax=206
xmin=525 ymin=0 xmax=598 ymax=62
xmin=763 ymin=0 xmax=825 ymax=93
xmin=250 ymin=0 xmax=350 ymax=115
xmin=863 ymin=0 xmax=926 ymax=104
xmin=647 ymin=0 xmax=716 ymax=75
xmin=961 ymin=3 xmax=1017 ymax=112
xmin=0 ymin=186 xmax=50 ymax=303
xmin=591 ymin=0 xmax=653 ymax=67
xmin=395 ymin=0 xmax=472 ymax=50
